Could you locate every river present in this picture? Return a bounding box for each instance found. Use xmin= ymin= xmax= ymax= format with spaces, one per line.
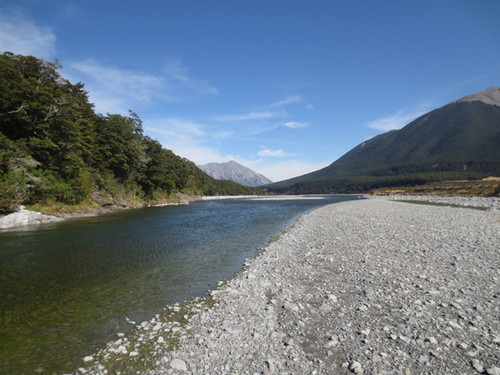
xmin=0 ymin=195 xmax=361 ymax=374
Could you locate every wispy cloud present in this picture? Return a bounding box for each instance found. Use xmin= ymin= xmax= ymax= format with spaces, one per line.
xmin=67 ymin=60 xmax=167 ymax=114
xmin=67 ymin=58 xmax=217 ymax=115
xmin=0 ymin=7 xmax=56 ymax=59
xmin=284 ymin=121 xmax=309 ymax=129
xmin=368 ymin=104 xmax=432 ymax=131
xmin=147 ymin=118 xmax=205 ymax=137
xmin=145 ymin=117 xmax=324 ymax=182
xmin=164 ymin=58 xmax=190 ymax=81
xmin=213 ymin=110 xmax=286 ymax=122
xmin=146 ymin=118 xmax=210 ymax=162
xmin=70 ymin=61 xmax=165 ymax=101
xmin=164 ymin=58 xmax=218 ymax=96
xmin=146 ymin=118 xmax=239 ymax=166
xmin=265 ymin=95 xmax=302 ymax=108
xmin=254 ymin=159 xmax=329 ymax=182
xmin=257 ymin=148 xmax=293 ymax=157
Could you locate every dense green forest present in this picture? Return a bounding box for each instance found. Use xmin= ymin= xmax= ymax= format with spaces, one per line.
xmin=0 ymin=52 xmax=261 ymax=213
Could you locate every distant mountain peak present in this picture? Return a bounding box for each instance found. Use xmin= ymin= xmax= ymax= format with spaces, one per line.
xmin=199 ymin=160 xmax=272 ymax=187
xmin=453 ymin=87 xmax=500 ymax=106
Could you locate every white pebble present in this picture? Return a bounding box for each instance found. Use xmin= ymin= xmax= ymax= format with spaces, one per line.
xmin=170 ymin=358 xmax=187 ymax=371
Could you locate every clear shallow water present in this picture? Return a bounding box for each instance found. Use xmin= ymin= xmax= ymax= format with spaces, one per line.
xmin=0 ymin=195 xmax=360 ymax=374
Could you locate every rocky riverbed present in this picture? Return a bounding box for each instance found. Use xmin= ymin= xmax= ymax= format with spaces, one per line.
xmin=79 ymin=197 xmax=500 ymax=375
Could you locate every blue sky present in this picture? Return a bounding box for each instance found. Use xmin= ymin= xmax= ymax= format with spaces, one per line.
xmin=1 ymin=1 xmax=499 ymax=182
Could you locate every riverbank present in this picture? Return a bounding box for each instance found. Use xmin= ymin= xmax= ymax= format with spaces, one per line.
xmin=0 ymin=194 xmax=342 ymax=230
xmin=0 ymin=192 xmax=202 ymax=230
xmin=79 ymin=197 xmax=500 ymax=375
xmin=371 ymin=177 xmax=500 ymax=197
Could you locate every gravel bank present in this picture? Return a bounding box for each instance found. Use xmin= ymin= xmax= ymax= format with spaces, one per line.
xmin=81 ymin=198 xmax=500 ymax=375
xmin=369 ymin=194 xmax=500 ymax=211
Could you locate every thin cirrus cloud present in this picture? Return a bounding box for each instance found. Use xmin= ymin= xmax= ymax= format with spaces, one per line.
xmin=214 ymin=95 xmax=305 ymax=123
xmin=67 ymin=58 xmax=218 ymax=115
xmin=66 ymin=61 xmax=167 ymax=114
xmin=0 ymin=7 xmax=56 ymax=59
xmin=145 ymin=119 xmax=240 ymax=166
xmin=146 ymin=117 xmax=206 ymax=138
xmin=265 ymin=95 xmax=302 ymax=108
xmin=164 ymin=58 xmax=218 ymax=96
xmin=257 ymin=148 xmax=293 ymax=157
xmin=257 ymin=160 xmax=330 ymax=182
xmin=213 ymin=110 xmax=286 ymax=122
xmin=145 ymin=118 xmax=209 ymax=163
xmin=284 ymin=121 xmax=310 ymax=129
xmin=368 ymin=104 xmax=432 ymax=131
xmin=69 ymin=61 xmax=165 ymax=101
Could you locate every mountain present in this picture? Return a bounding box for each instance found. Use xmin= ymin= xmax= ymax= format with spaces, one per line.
xmin=267 ymin=87 xmax=500 ymax=194
xmin=199 ymin=160 xmax=272 ymax=187
xmin=452 ymin=86 xmax=500 ymax=106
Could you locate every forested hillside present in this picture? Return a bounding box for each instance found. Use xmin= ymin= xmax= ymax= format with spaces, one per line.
xmin=0 ymin=52 xmax=260 ymax=213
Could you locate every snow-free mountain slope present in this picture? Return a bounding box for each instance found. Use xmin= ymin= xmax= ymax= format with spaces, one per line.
xmin=452 ymin=87 xmax=500 ymax=106
xmin=199 ymin=160 xmax=272 ymax=187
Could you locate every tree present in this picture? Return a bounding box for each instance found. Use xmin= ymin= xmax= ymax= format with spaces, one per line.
xmin=95 ymin=114 xmax=144 ymax=181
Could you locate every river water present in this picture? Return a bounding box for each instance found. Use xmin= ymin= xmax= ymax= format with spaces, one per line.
xmin=0 ymin=195 xmax=360 ymax=374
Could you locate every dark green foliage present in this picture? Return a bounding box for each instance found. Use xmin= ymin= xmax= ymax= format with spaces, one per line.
xmin=137 ymin=137 xmax=178 ymax=195
xmin=94 ymin=114 xmax=144 ymax=180
xmin=267 ymin=98 xmax=500 ymax=194
xmin=0 ymin=171 xmax=28 ymax=213
xmin=0 ymin=53 xmax=260 ymax=212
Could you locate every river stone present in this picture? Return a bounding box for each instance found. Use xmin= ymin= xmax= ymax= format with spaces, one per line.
xmin=448 ymin=320 xmax=462 ymax=329
xmin=170 ymin=358 xmax=187 ymax=371
xmin=318 ymin=303 xmax=332 ymax=312
xmin=471 ymin=359 xmax=484 ymax=372
xmin=349 ymin=360 xmax=363 ymax=374
xmin=418 ymin=355 xmax=429 ymax=364
xmin=0 ymin=209 xmax=63 ymax=229
xmin=426 ymin=336 xmax=438 ymax=345
xmin=283 ymin=302 xmax=299 ymax=312
xmin=327 ymin=294 xmax=338 ymax=303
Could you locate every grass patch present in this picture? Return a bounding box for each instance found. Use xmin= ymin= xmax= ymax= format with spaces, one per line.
xmin=394 ymin=199 xmax=488 ymax=211
xmin=26 ymin=199 xmax=101 ymax=216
